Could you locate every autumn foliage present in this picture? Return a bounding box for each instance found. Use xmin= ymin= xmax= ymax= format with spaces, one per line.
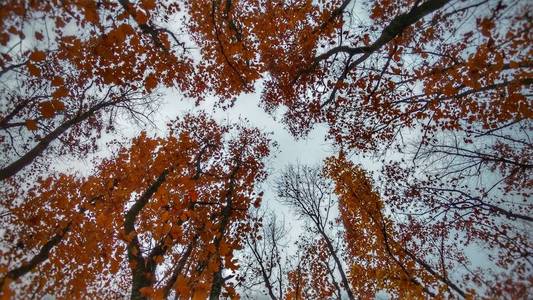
xmin=1 ymin=0 xmax=531 ymax=299
xmin=1 ymin=114 xmax=271 ymax=299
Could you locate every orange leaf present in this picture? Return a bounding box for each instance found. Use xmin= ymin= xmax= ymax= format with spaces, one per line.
xmin=154 ymin=255 xmax=164 ymax=264
xmin=175 ymin=275 xmax=188 ymax=295
xmin=226 ymin=258 xmax=239 ymax=271
xmin=52 ymin=99 xmax=65 ymax=110
xmin=1 ymin=278 xmax=12 ymax=300
xmin=39 ymin=101 xmax=56 ymax=118
xmin=27 ymin=63 xmax=41 ymax=76
xmin=25 ymin=119 xmax=38 ymax=131
xmin=29 ymin=50 xmax=46 ymax=62
xmin=170 ymin=226 xmax=182 ymax=239
xmin=152 ymin=289 xmax=165 ymax=300
xmin=102 ymin=70 xmax=115 ymax=84
xmin=51 ymin=76 xmax=64 ymax=86
xmin=207 ymin=259 xmax=219 ymax=272
xmin=135 ymin=11 xmax=148 ymax=24
xmin=141 ymin=0 xmax=157 ymax=10
xmin=161 ymin=210 xmax=170 ymax=222
xmin=188 ymin=190 xmax=198 ymax=201
xmin=52 ymin=86 xmax=69 ymax=99
xmin=145 ymin=73 xmax=158 ymax=92
xmin=0 ymin=33 xmax=9 ymax=46
xmin=139 ymin=287 xmax=153 ymax=297
xmin=35 ymin=32 xmax=44 ymax=41
xmin=220 ymin=241 xmax=231 ymax=256
xmin=192 ymin=287 xmax=208 ymax=300
xmin=479 ymin=18 xmax=494 ymax=37
xmin=82 ymin=2 xmax=100 ymax=24
xmin=110 ymin=259 xmax=120 ymax=274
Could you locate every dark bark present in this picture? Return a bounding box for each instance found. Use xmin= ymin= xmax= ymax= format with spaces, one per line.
xmin=368 ymin=205 xmax=467 ymax=298
xmin=125 ymin=170 xmax=168 ymax=300
xmin=315 ymin=0 xmax=451 ymax=107
xmin=162 ymin=238 xmax=197 ymax=299
xmin=0 ymin=60 xmax=29 ymax=78
xmin=209 ymin=163 xmax=240 ymax=300
xmin=317 ymin=227 xmax=356 ymax=300
xmin=1 ymin=99 xmax=124 ymax=181
xmin=246 ymin=237 xmax=278 ymax=300
xmin=0 ymin=224 xmax=71 ymax=288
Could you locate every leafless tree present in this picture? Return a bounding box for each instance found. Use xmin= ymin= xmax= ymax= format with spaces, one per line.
xmin=240 ymin=209 xmax=288 ymax=300
xmin=276 ymin=164 xmax=355 ymax=300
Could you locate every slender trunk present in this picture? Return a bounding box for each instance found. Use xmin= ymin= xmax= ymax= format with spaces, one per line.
xmin=1 ymin=100 xmax=118 ymax=181
xmin=326 ymin=263 xmax=343 ymax=300
xmin=318 ymin=228 xmax=356 ymax=300
xmin=402 ymin=246 xmax=467 ymax=298
xmin=247 ymin=237 xmax=278 ymax=300
xmin=0 ymin=224 xmax=70 ymax=289
xmin=162 ymin=239 xmax=196 ymax=299
xmin=209 ymin=164 xmax=240 ymax=300
xmin=259 ymin=262 xmax=278 ymax=300
xmin=126 ymin=170 xmax=168 ymax=300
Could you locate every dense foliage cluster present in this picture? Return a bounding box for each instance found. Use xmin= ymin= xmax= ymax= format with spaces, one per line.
xmin=0 ymin=0 xmax=531 ymax=299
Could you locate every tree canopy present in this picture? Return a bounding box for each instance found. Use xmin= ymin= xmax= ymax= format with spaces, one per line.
xmin=0 ymin=0 xmax=531 ymax=299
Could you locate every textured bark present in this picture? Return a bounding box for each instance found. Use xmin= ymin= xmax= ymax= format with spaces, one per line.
xmin=125 ymin=170 xmax=168 ymax=300
xmin=209 ymin=163 xmax=240 ymax=300
xmin=317 ymin=228 xmax=356 ymax=300
xmin=1 ymin=99 xmax=123 ymax=181
xmin=0 ymin=224 xmax=71 ymax=288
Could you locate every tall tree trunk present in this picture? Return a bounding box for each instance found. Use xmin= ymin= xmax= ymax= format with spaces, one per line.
xmin=318 ymin=228 xmax=356 ymax=300
xmin=0 ymin=224 xmax=71 ymax=288
xmin=126 ymin=170 xmax=168 ymax=300
xmin=1 ymin=100 xmax=120 ymax=181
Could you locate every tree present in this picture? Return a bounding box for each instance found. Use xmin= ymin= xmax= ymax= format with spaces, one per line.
xmin=237 ymin=158 xmax=470 ymax=299
xmin=273 ymin=161 xmax=458 ymax=299
xmin=326 ymin=151 xmax=532 ymax=298
xmin=325 ymin=155 xmax=468 ymax=298
xmin=239 ymin=210 xmax=288 ymax=300
xmin=193 ymin=0 xmax=532 ymax=296
xmin=202 ymin=0 xmax=530 ymax=143
xmin=276 ymin=164 xmax=355 ymax=300
xmin=0 ymin=0 xmax=531 ymax=298
xmin=269 ymin=156 xmax=529 ymax=299
xmin=0 ymin=113 xmax=272 ymax=299
xmin=0 ymin=0 xmax=204 ymax=181
xmin=284 ymin=237 xmax=346 ymax=300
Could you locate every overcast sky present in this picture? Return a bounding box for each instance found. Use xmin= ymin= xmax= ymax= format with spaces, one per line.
xmin=54 ymin=79 xmax=340 ymax=239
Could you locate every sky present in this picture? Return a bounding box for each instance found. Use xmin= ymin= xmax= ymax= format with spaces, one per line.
xmin=56 ymin=79 xmax=339 ymax=239
xmin=4 ymin=2 xmax=530 ymax=299
xmin=59 ymin=80 xmax=341 ymax=298
xmin=168 ymin=85 xmax=336 ymax=233
xmin=6 ymin=4 xmax=527 ymax=299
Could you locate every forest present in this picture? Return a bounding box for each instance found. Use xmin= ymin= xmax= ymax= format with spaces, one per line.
xmin=0 ymin=0 xmax=531 ymax=299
